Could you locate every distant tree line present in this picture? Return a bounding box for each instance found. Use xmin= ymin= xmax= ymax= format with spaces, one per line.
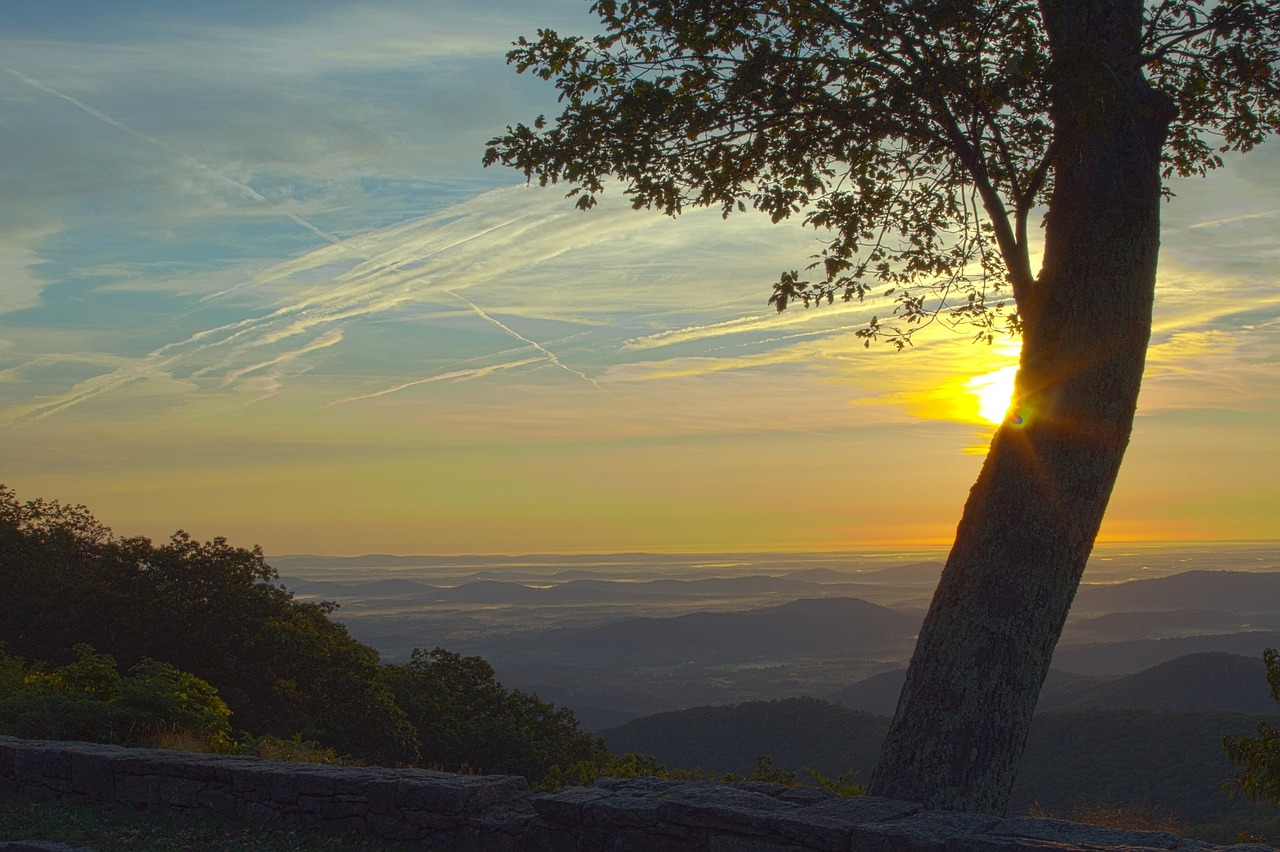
xmin=0 ymin=485 xmax=607 ymax=782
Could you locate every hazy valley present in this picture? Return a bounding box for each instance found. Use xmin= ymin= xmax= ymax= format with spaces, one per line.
xmin=267 ymin=541 xmax=1280 ymax=838
xmin=276 ymin=542 xmax=1280 ymax=730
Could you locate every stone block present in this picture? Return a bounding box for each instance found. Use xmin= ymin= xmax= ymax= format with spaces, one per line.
xmin=657 ymin=783 xmax=784 ymax=836
xmin=768 ymin=806 xmax=859 ymax=851
xmin=462 ymin=775 xmax=530 ymax=812
xmin=68 ymin=751 xmax=114 ymax=800
xmin=115 ymin=774 xmax=160 ymax=805
xmin=812 ymin=795 xmax=922 ymax=825
xmin=582 ymin=786 xmax=663 ymax=828
xmin=297 ymin=794 xmax=359 ymax=819
xmin=196 ymin=786 xmax=239 ymax=818
xmin=397 ymin=777 xmax=472 ymax=813
xmin=158 ymin=776 xmax=206 ymax=807
xmin=582 ymin=824 xmax=699 ymax=852
xmin=365 ymin=778 xmax=400 ymax=814
xmin=992 ymin=817 xmax=1180 ymax=851
xmin=364 ymin=811 xmax=418 ymax=841
xmin=851 ymin=809 xmax=999 ymax=852
xmin=520 ymin=822 xmax=582 ymax=852
xmin=288 ymin=766 xmax=339 ymax=798
xmin=39 ymin=749 xmax=72 ymax=780
xmin=707 ymin=834 xmax=813 ymax=852
xmin=534 ymin=786 xmax=610 ymax=824
xmin=12 ymin=747 xmax=46 ymax=784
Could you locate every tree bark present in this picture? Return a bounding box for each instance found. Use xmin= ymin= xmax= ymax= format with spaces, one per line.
xmin=867 ymin=0 xmax=1177 ymax=814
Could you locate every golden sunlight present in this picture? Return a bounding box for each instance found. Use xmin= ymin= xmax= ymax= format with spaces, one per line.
xmin=967 ymin=365 xmax=1019 ymax=425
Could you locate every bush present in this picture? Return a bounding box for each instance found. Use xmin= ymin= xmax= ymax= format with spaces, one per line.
xmin=0 ymin=644 xmax=232 ymax=751
xmin=1223 ymin=648 xmax=1280 ymax=808
xmin=383 ymin=647 xmax=608 ymax=782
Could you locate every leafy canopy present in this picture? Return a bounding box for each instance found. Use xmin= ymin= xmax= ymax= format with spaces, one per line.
xmin=1224 ymin=648 xmax=1280 ymax=808
xmin=485 ymin=0 xmax=1279 ymax=346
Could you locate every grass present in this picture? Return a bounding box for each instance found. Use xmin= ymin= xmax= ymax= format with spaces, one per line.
xmin=0 ymin=791 xmax=413 ymax=852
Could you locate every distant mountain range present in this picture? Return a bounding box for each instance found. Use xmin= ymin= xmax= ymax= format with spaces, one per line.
xmin=1050 ymin=632 xmax=1280 ymax=676
xmin=474 ymin=597 xmax=922 ymax=667
xmin=1063 ymin=608 xmax=1277 ymax=643
xmin=1073 ymin=570 xmax=1280 ymax=615
xmin=827 ymin=652 xmax=1275 ymax=716
xmin=281 ymin=574 xmax=880 ymax=606
xmin=302 ymin=568 xmax=1280 ymax=736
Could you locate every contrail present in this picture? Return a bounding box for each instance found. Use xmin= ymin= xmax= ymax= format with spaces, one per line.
xmin=7 ymin=68 xmax=340 ymax=244
xmin=446 ymin=290 xmax=607 ymax=392
xmin=325 ymin=357 xmax=543 ymax=406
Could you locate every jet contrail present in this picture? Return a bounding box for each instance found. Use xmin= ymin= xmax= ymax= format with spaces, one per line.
xmin=446 ymin=290 xmax=606 ymax=392
xmin=325 ymin=357 xmax=543 ymax=406
xmin=7 ymin=67 xmax=340 ymax=244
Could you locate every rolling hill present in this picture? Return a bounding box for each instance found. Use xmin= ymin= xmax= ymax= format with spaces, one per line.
xmin=1072 ymin=570 xmax=1280 ymax=615
xmin=473 ymin=597 xmax=922 ymax=667
xmin=1050 ymin=632 xmax=1280 ymax=676
xmin=1033 ymin=652 xmax=1275 ymax=714
xmin=828 ymin=668 xmax=1105 ymax=716
xmin=599 ymin=697 xmax=1276 ymax=835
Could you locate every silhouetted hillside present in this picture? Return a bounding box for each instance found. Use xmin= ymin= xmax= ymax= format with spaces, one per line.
xmin=602 ymin=697 xmax=889 ymax=778
xmin=279 ymin=577 xmax=437 ymax=598
xmin=827 ymin=668 xmax=1103 ymax=716
xmin=1063 ymin=608 xmax=1274 ymax=643
xmin=855 ymin=561 xmax=946 ymax=582
xmin=1073 ymin=571 xmax=1280 ymax=615
xmin=600 ymin=698 xmax=1275 ymax=831
xmin=1034 ymin=652 xmax=1274 ymax=714
xmin=475 ymin=597 xmax=922 ymax=667
xmin=1051 ymin=632 xmax=1280 ymax=676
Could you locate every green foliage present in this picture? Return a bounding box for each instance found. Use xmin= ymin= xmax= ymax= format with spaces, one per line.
xmin=1224 ymin=648 xmax=1280 ymax=807
xmin=0 ymin=486 xmax=612 ymax=778
xmin=721 ymin=755 xmax=800 ymax=786
xmin=485 ymin=0 xmax=1279 ymax=345
xmin=804 ymin=767 xmax=868 ymax=797
xmin=0 ymin=484 xmax=416 ymax=765
xmin=231 ymin=733 xmax=347 ymax=765
xmin=383 ymin=648 xmax=607 ymax=783
xmin=0 ymin=645 xmax=232 ymax=751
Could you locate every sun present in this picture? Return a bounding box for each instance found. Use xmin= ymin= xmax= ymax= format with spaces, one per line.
xmin=967 ymin=365 xmax=1019 ymax=425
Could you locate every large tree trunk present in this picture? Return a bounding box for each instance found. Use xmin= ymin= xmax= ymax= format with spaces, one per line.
xmin=867 ymin=0 xmax=1177 ymax=814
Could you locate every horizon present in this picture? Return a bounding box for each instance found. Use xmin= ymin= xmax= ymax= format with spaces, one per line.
xmin=266 ymin=537 xmax=1280 ymax=560
xmin=2 ymin=1 xmax=1277 ymax=555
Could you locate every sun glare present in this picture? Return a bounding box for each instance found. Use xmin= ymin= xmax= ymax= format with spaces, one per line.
xmin=967 ymin=365 xmax=1019 ymax=425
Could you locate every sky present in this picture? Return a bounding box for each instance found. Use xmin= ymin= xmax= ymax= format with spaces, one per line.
xmin=1 ymin=1 xmax=1277 ymax=556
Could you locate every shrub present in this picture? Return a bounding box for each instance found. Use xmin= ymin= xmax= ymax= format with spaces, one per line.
xmin=1224 ymin=649 xmax=1280 ymax=808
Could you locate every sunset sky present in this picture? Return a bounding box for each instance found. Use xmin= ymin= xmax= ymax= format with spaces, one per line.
xmin=2 ymin=0 xmax=1277 ymax=556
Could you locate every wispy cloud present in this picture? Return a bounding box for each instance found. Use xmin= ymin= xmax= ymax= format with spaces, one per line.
xmin=7 ymin=67 xmax=341 ymax=245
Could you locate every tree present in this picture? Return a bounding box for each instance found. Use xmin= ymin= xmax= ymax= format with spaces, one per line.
xmin=383 ymin=647 xmax=608 ymax=781
xmin=1224 ymin=648 xmax=1280 ymax=808
xmin=484 ymin=0 xmax=1279 ymax=813
xmin=0 ymin=485 xmax=417 ymax=765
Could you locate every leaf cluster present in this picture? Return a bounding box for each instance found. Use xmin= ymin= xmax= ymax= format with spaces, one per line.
xmin=485 ymin=0 xmax=1278 ymax=346
xmin=0 ymin=644 xmax=233 ymax=751
xmin=0 ymin=485 xmax=415 ymax=763
xmin=1223 ymin=648 xmax=1280 ymax=808
xmin=383 ymin=647 xmax=609 ymax=780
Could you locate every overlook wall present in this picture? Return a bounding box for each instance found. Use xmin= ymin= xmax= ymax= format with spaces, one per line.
xmin=0 ymin=737 xmax=1270 ymax=851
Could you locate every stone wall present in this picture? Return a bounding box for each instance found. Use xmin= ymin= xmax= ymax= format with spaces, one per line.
xmin=0 ymin=737 xmax=1271 ymax=851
